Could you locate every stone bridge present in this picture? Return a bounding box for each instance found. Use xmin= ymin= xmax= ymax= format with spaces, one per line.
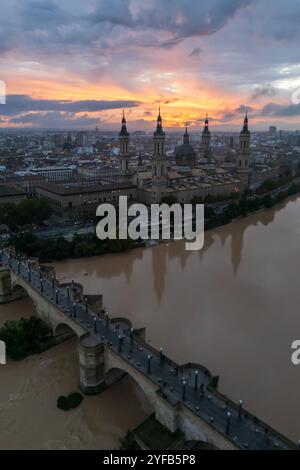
xmin=0 ymin=249 xmax=296 ymax=451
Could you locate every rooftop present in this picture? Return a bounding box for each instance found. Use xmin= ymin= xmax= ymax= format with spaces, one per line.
xmin=0 ymin=184 xmax=26 ymax=198
xmin=37 ymin=181 xmax=136 ymax=196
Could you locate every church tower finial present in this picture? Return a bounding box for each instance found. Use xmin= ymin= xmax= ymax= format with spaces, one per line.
xmin=183 ymin=124 xmax=189 ymax=145
xmin=242 ymin=110 xmax=249 ymax=134
xmin=119 ymin=110 xmax=128 ymax=136
xmin=154 ymin=107 xmax=165 ymax=136
xmin=201 ymin=114 xmax=211 ymax=158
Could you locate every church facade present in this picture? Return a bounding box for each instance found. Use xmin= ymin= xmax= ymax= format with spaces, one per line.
xmin=119 ymin=110 xmax=251 ymax=204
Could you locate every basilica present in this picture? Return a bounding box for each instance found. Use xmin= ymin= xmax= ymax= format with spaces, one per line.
xmin=118 ymin=110 xmax=252 ymax=204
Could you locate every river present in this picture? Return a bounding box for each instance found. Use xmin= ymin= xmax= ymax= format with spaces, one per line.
xmin=1 ymin=197 xmax=300 ymax=448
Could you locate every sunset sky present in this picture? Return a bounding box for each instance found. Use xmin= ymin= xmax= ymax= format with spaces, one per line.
xmin=1 ymin=0 xmax=300 ymax=131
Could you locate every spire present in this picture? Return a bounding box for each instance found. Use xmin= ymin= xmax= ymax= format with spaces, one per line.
xmin=154 ymin=107 xmax=165 ymax=136
xmin=203 ymin=114 xmax=210 ymax=134
xmin=183 ymin=124 xmax=190 ymax=145
xmin=119 ymin=110 xmax=129 ymax=137
xmin=242 ymin=111 xmax=249 ymax=134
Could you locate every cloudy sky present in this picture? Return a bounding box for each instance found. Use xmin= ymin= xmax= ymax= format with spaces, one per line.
xmin=0 ymin=0 xmax=300 ymax=130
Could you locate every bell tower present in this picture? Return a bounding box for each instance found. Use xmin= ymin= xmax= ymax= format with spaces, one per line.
xmin=119 ymin=110 xmax=130 ymax=178
xmin=152 ymin=109 xmax=167 ymax=203
xmin=236 ymin=112 xmax=251 ymax=191
xmin=201 ymin=115 xmax=211 ymax=157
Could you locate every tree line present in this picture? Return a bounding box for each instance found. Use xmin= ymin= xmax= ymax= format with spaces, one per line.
xmin=0 ymin=198 xmax=52 ymax=230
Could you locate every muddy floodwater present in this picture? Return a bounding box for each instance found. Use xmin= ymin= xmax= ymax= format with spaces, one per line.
xmin=1 ymin=197 xmax=300 ymax=448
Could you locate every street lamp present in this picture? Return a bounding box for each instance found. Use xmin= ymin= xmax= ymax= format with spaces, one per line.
xmin=147 ymin=355 xmax=152 ymax=374
xmin=226 ymin=412 xmax=231 ymax=435
xmin=85 ymin=297 xmax=88 ymax=314
xmin=40 ymin=278 xmax=44 ymax=292
xmin=67 ymin=286 xmax=70 ymax=300
xmin=160 ymin=347 xmax=164 ymax=368
xmin=238 ymin=400 xmax=244 ymax=420
xmin=194 ymin=370 xmax=199 ymax=392
xmin=94 ymin=317 xmax=97 ymax=333
xmin=73 ymin=302 xmax=77 ymax=318
xmin=118 ymin=335 xmax=123 ymax=353
xmin=105 ymin=311 xmax=109 ymax=328
xmin=182 ymin=380 xmax=186 ymax=402
xmin=129 ymin=328 xmax=134 ymax=346
xmin=51 ymin=275 xmax=55 ymax=289
xmin=55 ymin=289 xmax=59 ymax=304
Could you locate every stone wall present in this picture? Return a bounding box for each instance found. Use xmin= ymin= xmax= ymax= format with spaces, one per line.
xmin=0 ymin=267 xmax=28 ymax=304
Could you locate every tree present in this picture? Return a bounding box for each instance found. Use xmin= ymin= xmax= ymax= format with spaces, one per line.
xmin=0 ymin=198 xmax=52 ymax=230
xmin=190 ymin=196 xmax=204 ymax=205
xmin=0 ymin=317 xmax=51 ymax=360
xmin=263 ymin=194 xmax=273 ymax=209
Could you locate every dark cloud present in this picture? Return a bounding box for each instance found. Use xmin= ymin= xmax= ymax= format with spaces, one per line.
xmin=261 ymin=102 xmax=300 ymax=117
xmin=0 ymin=95 xmax=141 ymax=116
xmin=91 ymin=0 xmax=252 ymax=46
xmin=0 ymin=0 xmax=253 ymax=54
xmin=189 ymin=47 xmax=202 ymax=58
xmin=252 ymin=84 xmax=277 ymax=100
xmin=9 ymin=111 xmax=101 ymax=128
xmin=220 ymin=104 xmax=254 ymax=122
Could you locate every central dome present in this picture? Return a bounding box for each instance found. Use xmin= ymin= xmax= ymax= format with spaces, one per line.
xmin=175 ymin=127 xmax=196 ymax=168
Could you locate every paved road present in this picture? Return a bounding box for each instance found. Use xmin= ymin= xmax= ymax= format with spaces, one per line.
xmin=33 ymin=224 xmax=95 ymax=240
xmin=0 ymin=250 xmax=297 ymax=450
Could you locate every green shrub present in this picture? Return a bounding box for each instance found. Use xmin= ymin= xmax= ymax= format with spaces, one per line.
xmin=0 ymin=317 xmax=52 ymax=360
xmin=57 ymin=392 xmax=83 ymax=411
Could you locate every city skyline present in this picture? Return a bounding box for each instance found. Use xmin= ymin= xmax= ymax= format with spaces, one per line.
xmin=0 ymin=0 xmax=300 ymax=131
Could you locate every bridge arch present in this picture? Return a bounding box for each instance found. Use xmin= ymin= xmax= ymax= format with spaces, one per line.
xmin=105 ymin=365 xmax=156 ymax=413
xmin=105 ymin=351 xmax=160 ymax=411
xmin=54 ymin=323 xmax=77 ymax=342
xmin=9 ymin=271 xmax=87 ymax=338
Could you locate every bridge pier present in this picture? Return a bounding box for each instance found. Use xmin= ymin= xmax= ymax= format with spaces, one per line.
xmin=155 ymin=395 xmax=178 ymax=433
xmin=79 ymin=336 xmax=106 ymax=395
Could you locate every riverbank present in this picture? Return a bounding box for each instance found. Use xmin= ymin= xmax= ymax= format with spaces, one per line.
xmin=10 ymin=178 xmax=300 ymax=264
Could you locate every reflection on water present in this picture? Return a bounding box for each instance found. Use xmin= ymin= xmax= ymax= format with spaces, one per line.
xmin=54 ymin=197 xmax=300 ymax=442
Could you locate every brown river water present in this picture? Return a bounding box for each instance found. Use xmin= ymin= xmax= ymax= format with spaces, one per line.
xmin=1 ymin=197 xmax=300 ymax=448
